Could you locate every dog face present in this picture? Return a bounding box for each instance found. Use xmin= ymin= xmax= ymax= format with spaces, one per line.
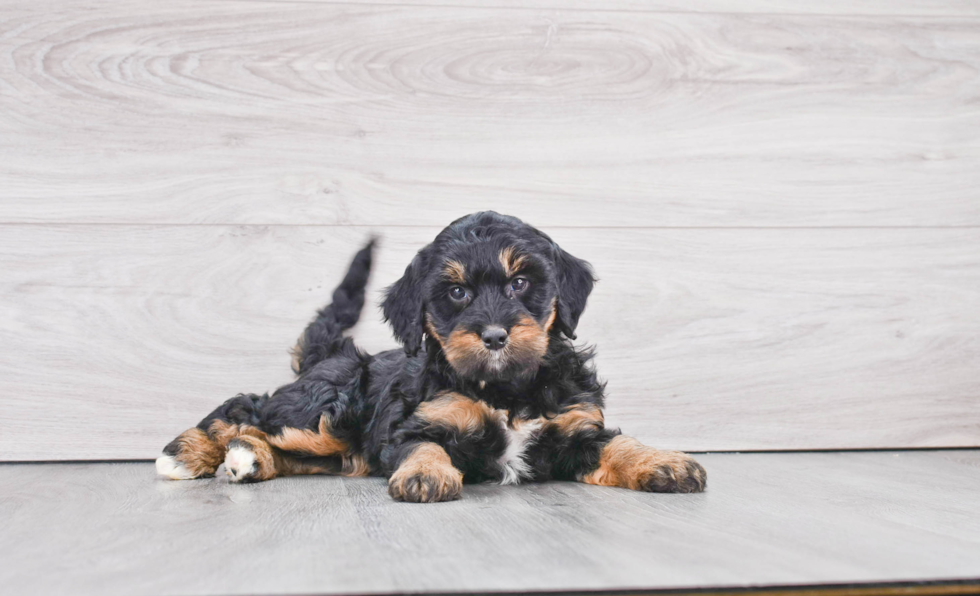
xmin=382 ymin=212 xmax=595 ymax=381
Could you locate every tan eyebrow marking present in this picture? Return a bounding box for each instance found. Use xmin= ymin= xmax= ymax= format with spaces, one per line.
xmin=499 ymin=246 xmax=529 ymax=278
xmin=442 ymin=260 xmax=467 ymax=284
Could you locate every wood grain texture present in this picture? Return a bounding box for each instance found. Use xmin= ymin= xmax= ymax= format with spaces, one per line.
xmin=1 ymin=2 xmax=979 ymax=227
xmin=2 ymin=452 xmax=980 ymax=595
xmin=2 ymin=0 xmax=979 ymax=460
xmin=1 ymin=225 xmax=978 ymax=460
xmin=250 ymin=1 xmax=980 ymax=16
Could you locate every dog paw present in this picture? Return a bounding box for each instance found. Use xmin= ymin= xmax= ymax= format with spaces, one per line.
xmin=388 ymin=470 xmax=462 ymax=503
xmin=582 ymin=436 xmax=707 ymax=494
xmin=641 ymin=453 xmax=707 ymax=494
xmin=223 ymin=439 xmax=260 ymax=483
xmin=155 ymin=455 xmax=197 ymax=480
xmin=388 ymin=443 xmax=463 ymax=503
xmin=156 ymin=427 xmax=223 ymax=479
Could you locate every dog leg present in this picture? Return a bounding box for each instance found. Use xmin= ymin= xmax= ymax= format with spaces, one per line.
xmin=383 ymin=391 xmax=515 ymax=499
xmin=222 ymin=431 xmax=370 ymax=483
xmin=579 ymin=436 xmax=706 ymax=493
xmin=155 ymin=426 xmax=226 ymax=480
xmin=222 ymin=434 xmax=279 ymax=483
xmin=156 ymin=393 xmax=266 ymax=480
xmin=387 ymin=442 xmax=463 ymax=503
xmin=527 ymin=403 xmax=706 ymax=493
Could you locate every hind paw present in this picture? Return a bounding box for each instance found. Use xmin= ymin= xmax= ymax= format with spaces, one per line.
xmin=155 ymin=455 xmax=199 ymax=480
xmin=222 ymin=436 xmax=277 ymax=483
xmin=223 ymin=439 xmax=260 ymax=483
xmin=155 ymin=427 xmax=223 ymax=480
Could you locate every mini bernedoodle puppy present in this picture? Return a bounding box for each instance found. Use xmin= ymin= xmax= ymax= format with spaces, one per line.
xmin=156 ymin=212 xmax=706 ymax=501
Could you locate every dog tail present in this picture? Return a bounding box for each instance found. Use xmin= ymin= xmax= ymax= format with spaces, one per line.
xmin=291 ymin=239 xmax=375 ymax=375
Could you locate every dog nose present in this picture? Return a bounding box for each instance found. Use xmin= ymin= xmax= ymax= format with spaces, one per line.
xmin=481 ymin=326 xmax=509 ymax=350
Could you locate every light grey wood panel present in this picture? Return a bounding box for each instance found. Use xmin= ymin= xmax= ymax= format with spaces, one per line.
xmin=2 ymin=452 xmax=980 ymax=595
xmin=2 ymin=2 xmax=979 ymax=226
xmin=1 ymin=225 xmax=978 ymax=460
xmin=247 ymin=0 xmax=980 ymax=16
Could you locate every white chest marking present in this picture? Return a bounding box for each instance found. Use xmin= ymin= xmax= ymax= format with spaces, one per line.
xmin=498 ymin=420 xmax=542 ymax=485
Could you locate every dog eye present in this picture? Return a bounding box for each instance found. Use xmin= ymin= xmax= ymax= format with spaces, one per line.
xmin=449 ymin=286 xmax=468 ymax=301
xmin=510 ymin=278 xmax=529 ymax=294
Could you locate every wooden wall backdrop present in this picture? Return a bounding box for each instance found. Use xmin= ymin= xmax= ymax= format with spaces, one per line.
xmin=1 ymin=0 xmax=978 ymax=460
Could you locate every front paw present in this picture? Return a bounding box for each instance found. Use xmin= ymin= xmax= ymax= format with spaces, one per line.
xmin=582 ymin=436 xmax=707 ymax=494
xmin=388 ymin=470 xmax=462 ymax=503
xmin=641 ymin=453 xmax=706 ymax=494
xmin=388 ymin=443 xmax=463 ymax=503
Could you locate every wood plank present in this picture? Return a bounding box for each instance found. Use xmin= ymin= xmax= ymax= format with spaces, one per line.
xmin=2 ymin=2 xmax=979 ymax=227
xmin=1 ymin=224 xmax=977 ymax=460
xmin=246 ymin=1 xmax=980 ymax=16
xmin=2 ymin=452 xmax=980 ymax=595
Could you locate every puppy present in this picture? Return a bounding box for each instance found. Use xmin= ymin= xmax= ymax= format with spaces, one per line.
xmin=156 ymin=212 xmax=706 ymax=502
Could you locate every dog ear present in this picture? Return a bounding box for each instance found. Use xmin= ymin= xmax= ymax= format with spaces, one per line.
xmin=382 ymin=245 xmax=434 ymax=355
xmin=552 ymin=244 xmax=596 ymax=340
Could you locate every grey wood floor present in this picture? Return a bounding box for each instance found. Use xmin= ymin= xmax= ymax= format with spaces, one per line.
xmin=2 ymin=451 xmax=979 ymax=596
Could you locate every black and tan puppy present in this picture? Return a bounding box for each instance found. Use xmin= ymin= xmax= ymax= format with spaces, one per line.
xmin=156 ymin=212 xmax=706 ymax=502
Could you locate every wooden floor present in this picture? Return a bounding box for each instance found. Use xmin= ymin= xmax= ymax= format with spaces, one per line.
xmin=3 ymin=451 xmax=979 ymax=596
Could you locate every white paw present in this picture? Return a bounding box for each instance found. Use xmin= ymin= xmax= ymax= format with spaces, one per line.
xmin=223 ymin=443 xmax=257 ymax=483
xmin=155 ymin=455 xmax=195 ymax=480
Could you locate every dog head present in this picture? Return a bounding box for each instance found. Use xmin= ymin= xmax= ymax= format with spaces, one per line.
xmin=382 ymin=212 xmax=595 ymax=381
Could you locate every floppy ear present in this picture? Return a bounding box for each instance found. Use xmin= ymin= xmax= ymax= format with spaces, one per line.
xmin=552 ymin=244 xmax=596 ymax=340
xmin=382 ymin=245 xmax=433 ymax=355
